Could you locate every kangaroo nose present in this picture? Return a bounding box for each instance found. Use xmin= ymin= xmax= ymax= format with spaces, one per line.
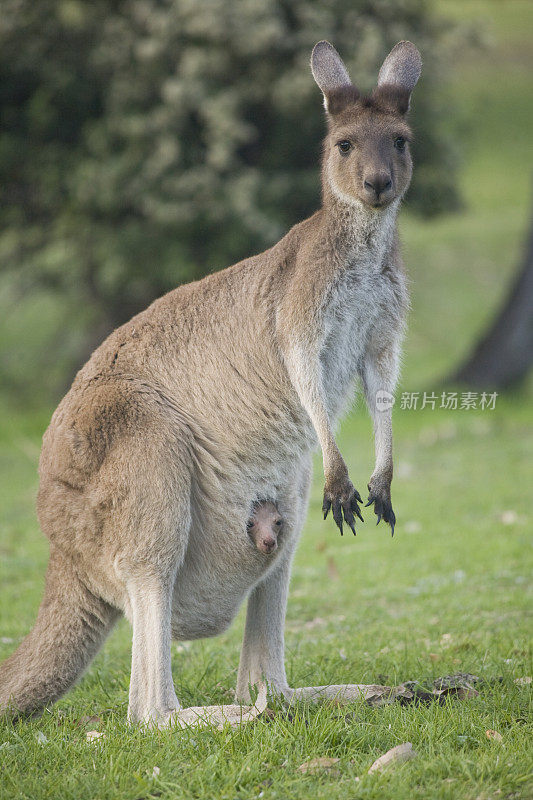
xmin=262 ymin=537 xmax=276 ymax=553
xmin=363 ymin=174 xmax=392 ymax=199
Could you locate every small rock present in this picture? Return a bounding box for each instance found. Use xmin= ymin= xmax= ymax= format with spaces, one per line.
xmin=35 ymin=731 xmax=48 ymax=745
xmin=368 ymin=742 xmax=417 ymax=774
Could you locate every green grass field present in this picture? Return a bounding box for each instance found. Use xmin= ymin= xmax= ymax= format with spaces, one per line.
xmin=1 ymin=2 xmax=532 ymax=798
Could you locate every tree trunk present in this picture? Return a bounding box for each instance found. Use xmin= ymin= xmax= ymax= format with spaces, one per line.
xmin=450 ymin=212 xmax=533 ymax=389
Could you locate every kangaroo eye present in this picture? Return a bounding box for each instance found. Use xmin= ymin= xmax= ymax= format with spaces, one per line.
xmin=246 ymin=520 xmax=254 ymax=530
xmin=337 ymin=140 xmax=351 ymax=154
xmin=394 ymin=136 xmax=406 ymax=151
xmin=274 ymin=519 xmax=282 ymax=527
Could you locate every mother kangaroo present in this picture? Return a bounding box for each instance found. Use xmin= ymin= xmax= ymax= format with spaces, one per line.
xmin=0 ymin=40 xmax=421 ymax=725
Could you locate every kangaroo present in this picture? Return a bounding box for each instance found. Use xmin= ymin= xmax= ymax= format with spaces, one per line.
xmin=247 ymin=501 xmax=283 ymax=555
xmin=0 ymin=40 xmax=421 ymax=725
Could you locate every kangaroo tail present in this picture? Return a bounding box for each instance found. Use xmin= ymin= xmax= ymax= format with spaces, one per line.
xmin=0 ymin=548 xmax=118 ymax=718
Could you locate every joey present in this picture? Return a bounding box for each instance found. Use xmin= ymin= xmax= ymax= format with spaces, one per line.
xmin=247 ymin=501 xmax=282 ymax=554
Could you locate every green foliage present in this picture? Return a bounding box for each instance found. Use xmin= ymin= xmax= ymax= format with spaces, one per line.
xmin=0 ymin=0 xmax=462 ymax=397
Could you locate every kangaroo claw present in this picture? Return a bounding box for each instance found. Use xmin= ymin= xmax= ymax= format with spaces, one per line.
xmin=366 ymin=492 xmax=396 ymax=536
xmin=322 ymin=481 xmax=364 ymax=536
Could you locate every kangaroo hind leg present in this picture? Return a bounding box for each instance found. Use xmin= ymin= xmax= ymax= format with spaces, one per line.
xmin=126 ymin=568 xmax=185 ymax=726
xmin=110 ymin=439 xmax=192 ymax=727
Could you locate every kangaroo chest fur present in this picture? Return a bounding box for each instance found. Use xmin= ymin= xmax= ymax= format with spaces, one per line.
xmin=319 ymin=207 xmax=403 ymax=422
xmin=321 ymin=271 xmax=389 ymax=420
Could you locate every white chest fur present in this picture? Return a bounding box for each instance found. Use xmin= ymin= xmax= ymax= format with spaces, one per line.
xmin=319 ymin=202 xmax=402 ymax=422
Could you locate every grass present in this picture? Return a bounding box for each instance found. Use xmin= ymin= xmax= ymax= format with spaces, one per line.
xmin=1 ymin=1 xmax=532 ymax=798
xmin=0 ymin=390 xmax=531 ymax=800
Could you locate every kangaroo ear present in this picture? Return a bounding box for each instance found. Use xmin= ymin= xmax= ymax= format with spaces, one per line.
xmin=311 ymin=41 xmax=353 ymax=112
xmin=377 ymin=41 xmax=421 ymax=111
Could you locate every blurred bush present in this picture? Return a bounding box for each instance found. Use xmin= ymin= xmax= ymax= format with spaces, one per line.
xmin=0 ymin=0 xmax=462 ymax=399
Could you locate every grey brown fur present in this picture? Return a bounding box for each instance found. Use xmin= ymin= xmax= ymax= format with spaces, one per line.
xmin=0 ymin=40 xmax=421 ymax=724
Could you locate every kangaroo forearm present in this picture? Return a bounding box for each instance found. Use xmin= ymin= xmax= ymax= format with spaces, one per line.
xmin=281 ymin=342 xmax=344 ymax=479
xmin=372 ymin=411 xmax=393 ymax=481
xmin=360 ymin=343 xmax=401 ymax=533
xmin=311 ymin=405 xmax=345 ymax=480
xmin=361 ymin=344 xmax=400 ymax=484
